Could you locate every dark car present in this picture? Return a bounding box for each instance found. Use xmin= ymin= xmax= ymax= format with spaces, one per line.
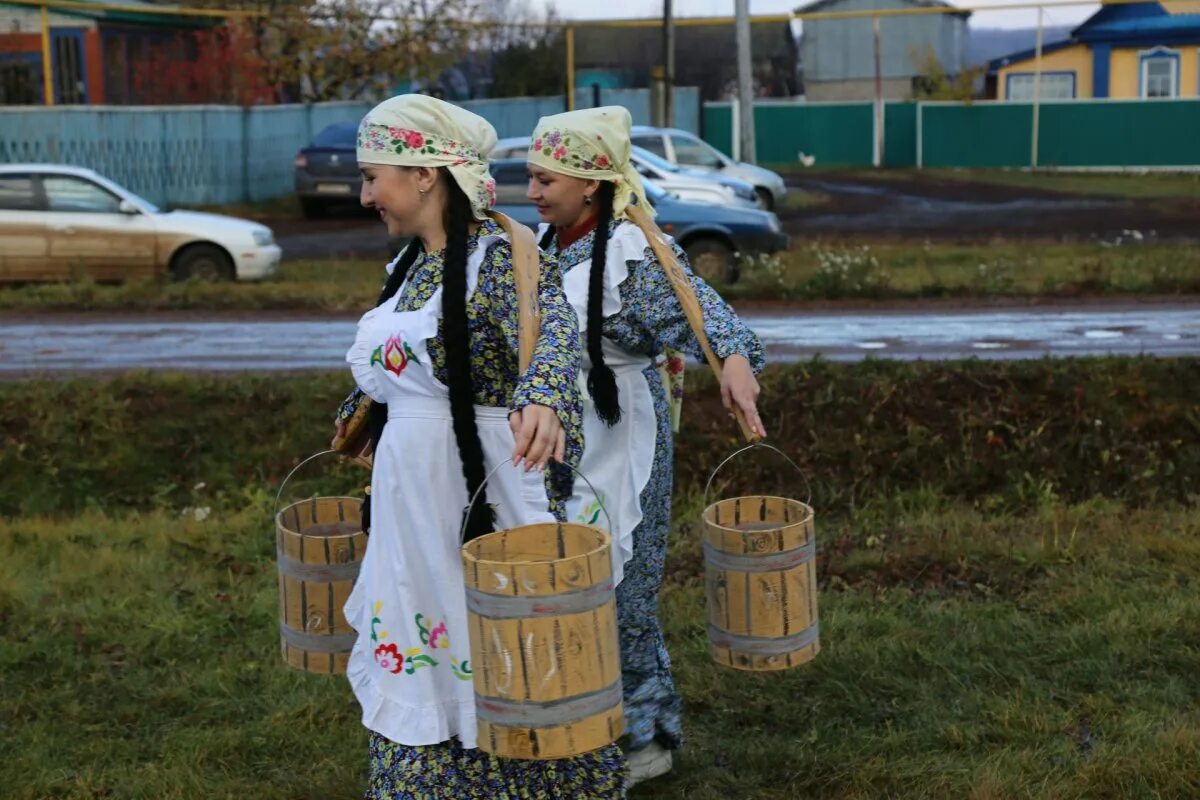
xmin=294 ymin=122 xmax=361 ymax=219
xmin=490 ymin=159 xmax=788 ymax=283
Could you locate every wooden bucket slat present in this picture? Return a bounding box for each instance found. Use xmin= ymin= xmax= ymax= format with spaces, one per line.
xmin=703 ymin=495 xmax=820 ymax=673
xmin=276 ymin=496 xmax=365 ymax=676
xmin=752 ymin=571 xmax=786 ymax=640
xmin=463 ymin=521 xmax=622 ymax=759
xmin=477 ymin=705 xmax=624 ymax=761
xmin=785 ymin=562 xmax=813 ymax=631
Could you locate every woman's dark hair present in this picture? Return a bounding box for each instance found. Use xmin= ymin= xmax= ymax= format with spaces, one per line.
xmin=368 ymin=167 xmax=495 ymax=542
xmin=585 ymin=181 xmax=620 ymax=426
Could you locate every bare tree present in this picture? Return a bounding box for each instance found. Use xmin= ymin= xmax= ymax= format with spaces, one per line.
xmin=182 ymin=0 xmax=489 ymax=102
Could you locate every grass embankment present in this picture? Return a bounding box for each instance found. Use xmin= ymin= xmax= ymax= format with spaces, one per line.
xmin=2 ymin=242 xmax=1198 ymax=313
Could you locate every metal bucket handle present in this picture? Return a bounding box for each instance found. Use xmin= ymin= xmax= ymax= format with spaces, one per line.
xmin=460 ymin=460 xmax=613 ymax=546
xmin=702 ymin=442 xmax=812 ymax=512
xmin=273 ymin=449 xmax=347 ymax=521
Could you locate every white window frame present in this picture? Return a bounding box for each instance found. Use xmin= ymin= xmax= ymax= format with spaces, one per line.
xmin=1139 ymin=47 xmax=1180 ymax=99
xmin=1004 ymin=71 xmax=1076 ymax=101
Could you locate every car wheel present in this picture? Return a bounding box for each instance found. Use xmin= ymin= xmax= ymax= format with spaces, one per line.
xmin=685 ymin=238 xmax=739 ymax=285
xmin=754 ymin=187 xmax=775 ymax=211
xmin=171 ymin=244 xmax=235 ymax=282
xmin=300 ymin=198 xmax=329 ymax=219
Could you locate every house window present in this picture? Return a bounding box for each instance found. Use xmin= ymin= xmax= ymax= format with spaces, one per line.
xmin=0 ymin=54 xmax=42 ymax=105
xmin=1006 ymin=72 xmax=1076 ymax=101
xmin=1140 ymin=48 xmax=1179 ymax=98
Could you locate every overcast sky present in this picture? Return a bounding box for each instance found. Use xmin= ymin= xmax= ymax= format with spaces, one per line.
xmin=543 ymin=0 xmax=1098 ymax=29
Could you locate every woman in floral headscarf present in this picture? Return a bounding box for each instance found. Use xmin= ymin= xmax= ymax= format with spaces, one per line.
xmin=526 ymin=106 xmax=766 ymax=786
xmin=336 ymin=95 xmax=625 ymax=798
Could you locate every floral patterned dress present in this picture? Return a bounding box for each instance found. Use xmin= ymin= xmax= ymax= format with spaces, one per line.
xmin=339 ymin=218 xmax=624 ymax=798
xmin=545 ymin=219 xmax=765 ymax=753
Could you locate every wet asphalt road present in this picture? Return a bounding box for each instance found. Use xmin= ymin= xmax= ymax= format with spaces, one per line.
xmin=3 ymin=303 xmax=1198 ymax=374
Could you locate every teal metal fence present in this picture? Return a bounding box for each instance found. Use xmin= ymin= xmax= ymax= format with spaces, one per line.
xmin=702 ymin=98 xmax=1200 ymax=171
xmin=0 ymin=89 xmax=703 ymax=206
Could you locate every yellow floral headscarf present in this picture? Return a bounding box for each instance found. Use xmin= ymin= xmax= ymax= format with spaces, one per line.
xmin=356 ymin=94 xmax=498 ymax=220
xmin=527 ymin=106 xmax=653 ymax=220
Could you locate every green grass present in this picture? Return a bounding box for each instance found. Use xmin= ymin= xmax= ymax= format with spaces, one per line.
xmin=657 ymin=495 xmax=1200 ymax=799
xmin=731 ymin=242 xmax=1200 ymax=301
xmin=3 ymin=240 xmax=1199 ymax=312
xmin=2 ymin=362 xmax=1197 ymax=797
xmin=925 ymin=168 xmax=1200 ymax=200
xmin=2 ymin=497 xmax=1197 ymax=798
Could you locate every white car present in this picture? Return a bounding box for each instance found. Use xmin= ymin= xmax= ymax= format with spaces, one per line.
xmin=0 ymin=164 xmax=281 ymax=283
xmin=630 ymin=126 xmax=789 ymax=211
xmin=629 ymin=145 xmax=760 ymax=208
xmin=492 ymin=136 xmax=755 ymax=208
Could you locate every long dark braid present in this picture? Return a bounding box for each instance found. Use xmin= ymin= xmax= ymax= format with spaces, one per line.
xmin=586 ymin=181 xmax=620 ymax=426
xmin=441 ymin=172 xmax=495 ymax=543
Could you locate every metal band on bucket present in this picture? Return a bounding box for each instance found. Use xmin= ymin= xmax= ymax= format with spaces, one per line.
xmin=276 ymin=553 xmax=362 ymax=582
xmin=475 ymin=680 xmax=623 ymax=728
xmin=707 ymin=621 xmax=820 ymax=656
xmin=702 ymin=538 xmax=816 ymax=573
xmin=279 ymin=623 xmax=357 ymax=653
xmin=465 ymin=580 xmax=614 ymax=619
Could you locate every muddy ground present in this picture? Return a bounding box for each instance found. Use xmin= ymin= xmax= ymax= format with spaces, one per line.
xmin=781 ymin=170 xmax=1199 ymax=243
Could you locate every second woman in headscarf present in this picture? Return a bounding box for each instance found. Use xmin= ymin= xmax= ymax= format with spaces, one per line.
xmin=525 ymin=106 xmax=766 ymax=786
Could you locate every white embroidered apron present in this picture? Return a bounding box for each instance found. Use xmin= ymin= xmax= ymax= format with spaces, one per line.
xmin=343 ymin=237 xmax=555 ymax=748
xmin=545 ymin=221 xmax=658 ymax=588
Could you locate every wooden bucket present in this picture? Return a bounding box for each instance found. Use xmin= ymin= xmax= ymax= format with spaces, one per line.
xmin=461 ymin=518 xmax=623 ymax=760
xmin=274 ymin=451 xmax=367 ymax=675
xmin=702 ymin=444 xmax=820 ymax=672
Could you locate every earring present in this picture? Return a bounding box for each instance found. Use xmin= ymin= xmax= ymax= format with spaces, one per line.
xmin=584 ymin=196 xmax=592 ymax=206
xmin=419 ymin=188 xmax=427 ymax=201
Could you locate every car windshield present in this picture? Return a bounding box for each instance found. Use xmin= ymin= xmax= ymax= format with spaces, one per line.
xmin=86 ymin=177 xmax=160 ymax=213
xmin=632 ymin=146 xmax=681 ymax=174
xmin=671 ymin=134 xmax=728 ymax=169
xmin=311 ymin=123 xmax=357 ymax=149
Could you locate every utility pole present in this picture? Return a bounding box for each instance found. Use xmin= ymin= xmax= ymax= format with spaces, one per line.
xmin=1031 ymin=5 xmax=1044 ymax=168
xmin=873 ymin=15 xmax=883 ymax=167
xmin=734 ymin=0 xmax=756 ymax=163
xmin=663 ymin=0 xmax=675 ymax=127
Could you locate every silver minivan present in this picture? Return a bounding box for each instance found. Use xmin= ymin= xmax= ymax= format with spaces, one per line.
xmin=630 ymin=126 xmax=788 ymax=211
